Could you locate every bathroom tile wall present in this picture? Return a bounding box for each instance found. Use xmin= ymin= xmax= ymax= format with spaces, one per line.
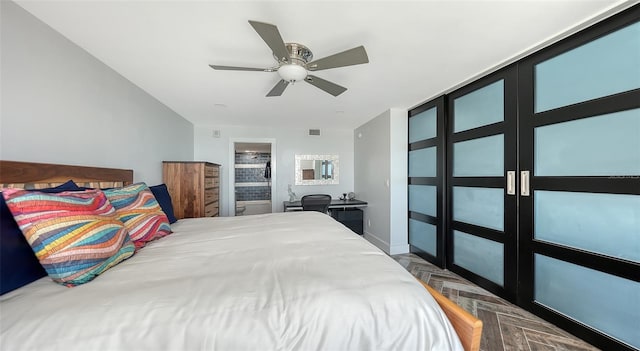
xmin=235 ymin=168 xmax=269 ymax=183
xmin=235 ymin=152 xmax=271 ymax=201
xmin=235 ymin=186 xmax=271 ymax=201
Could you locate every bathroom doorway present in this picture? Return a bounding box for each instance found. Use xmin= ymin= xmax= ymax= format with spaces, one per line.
xmin=230 ymin=140 xmax=275 ymax=216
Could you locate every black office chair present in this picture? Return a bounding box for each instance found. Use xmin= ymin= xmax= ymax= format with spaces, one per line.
xmin=301 ymin=194 xmax=331 ymax=214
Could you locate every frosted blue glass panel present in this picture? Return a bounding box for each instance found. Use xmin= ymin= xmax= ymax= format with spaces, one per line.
xmin=453 ymin=135 xmax=504 ymax=176
xmin=408 ymin=185 xmax=436 ymax=216
xmin=535 ymin=191 xmax=640 ymax=263
xmin=409 ymin=147 xmax=436 ymax=177
xmin=535 ymin=109 xmax=640 ymax=176
xmin=454 ymin=231 xmax=504 ymax=286
xmin=409 ymin=107 xmax=437 ymax=143
xmin=454 ymin=187 xmax=504 ymax=231
xmin=454 ymin=80 xmax=504 ymax=132
xmin=535 ymin=22 xmax=640 ymax=113
xmin=409 ymin=219 xmax=437 ymax=256
xmin=535 ymin=255 xmax=640 ymax=348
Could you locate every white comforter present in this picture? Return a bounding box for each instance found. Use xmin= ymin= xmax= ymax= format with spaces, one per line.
xmin=1 ymin=212 xmax=463 ymax=350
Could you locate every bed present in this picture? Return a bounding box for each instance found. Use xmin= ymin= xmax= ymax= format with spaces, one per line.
xmin=0 ymin=160 xmax=481 ymax=351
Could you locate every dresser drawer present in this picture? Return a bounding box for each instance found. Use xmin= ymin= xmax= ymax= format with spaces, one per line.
xmin=205 ymin=201 xmax=219 ymax=217
xmin=204 ymin=165 xmax=218 ymax=177
xmin=204 ymin=177 xmax=216 ymax=188
xmin=204 ymin=188 xmax=218 ymax=203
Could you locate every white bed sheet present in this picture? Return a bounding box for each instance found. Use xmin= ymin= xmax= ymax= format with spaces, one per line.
xmin=1 ymin=212 xmax=463 ymax=350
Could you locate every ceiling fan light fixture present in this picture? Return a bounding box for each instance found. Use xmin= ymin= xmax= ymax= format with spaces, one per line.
xmin=210 ymin=21 xmax=368 ymax=96
xmin=278 ymin=64 xmax=307 ymax=83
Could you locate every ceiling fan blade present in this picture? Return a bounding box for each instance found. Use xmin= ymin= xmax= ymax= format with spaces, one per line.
xmin=248 ymin=20 xmax=290 ymax=63
xmin=267 ymin=79 xmax=289 ymax=97
xmin=307 ymin=46 xmax=369 ymax=71
xmin=305 ymin=75 xmax=347 ymax=97
xmin=209 ymin=65 xmax=274 ymax=72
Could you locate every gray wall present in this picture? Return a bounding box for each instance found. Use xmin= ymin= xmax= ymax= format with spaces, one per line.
xmin=194 ymin=125 xmax=354 ymax=216
xmin=0 ymin=1 xmax=194 ymax=184
xmin=354 ymin=108 xmax=408 ymax=254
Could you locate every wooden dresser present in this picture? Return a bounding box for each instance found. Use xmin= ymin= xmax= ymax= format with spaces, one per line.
xmin=162 ymin=161 xmax=220 ymax=219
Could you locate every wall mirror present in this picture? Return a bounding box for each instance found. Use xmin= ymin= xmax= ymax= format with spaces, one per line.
xmin=295 ymin=154 xmax=339 ymax=185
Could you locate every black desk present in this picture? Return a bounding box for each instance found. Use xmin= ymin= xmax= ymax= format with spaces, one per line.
xmin=283 ymin=199 xmax=368 ymax=211
xmin=283 ymin=199 xmax=367 ymax=235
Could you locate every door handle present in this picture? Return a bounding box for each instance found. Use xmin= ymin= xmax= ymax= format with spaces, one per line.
xmin=507 ymin=171 xmax=516 ymax=195
xmin=521 ymin=171 xmax=530 ymax=196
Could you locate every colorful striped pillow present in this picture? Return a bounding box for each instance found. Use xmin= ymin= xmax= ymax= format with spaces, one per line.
xmin=103 ymin=183 xmax=171 ymax=249
xmin=1 ymin=188 xmax=135 ymax=287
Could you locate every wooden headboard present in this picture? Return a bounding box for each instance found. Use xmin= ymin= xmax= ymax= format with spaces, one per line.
xmin=0 ymin=160 xmax=133 ymax=189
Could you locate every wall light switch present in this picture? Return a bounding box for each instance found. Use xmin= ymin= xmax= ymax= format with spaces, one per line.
xmin=212 ymin=130 xmax=221 ymax=138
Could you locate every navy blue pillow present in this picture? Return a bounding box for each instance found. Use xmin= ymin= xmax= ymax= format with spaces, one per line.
xmin=149 ymin=184 xmax=177 ymax=224
xmin=0 ymin=180 xmax=81 ymax=295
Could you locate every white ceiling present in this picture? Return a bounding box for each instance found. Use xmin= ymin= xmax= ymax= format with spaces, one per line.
xmin=14 ymin=0 xmax=631 ymax=130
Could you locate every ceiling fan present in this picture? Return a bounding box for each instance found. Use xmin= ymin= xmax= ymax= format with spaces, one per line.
xmin=210 ymin=20 xmax=369 ymax=97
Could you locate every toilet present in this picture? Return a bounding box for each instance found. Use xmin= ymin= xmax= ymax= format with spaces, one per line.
xmin=236 ymin=204 xmax=246 ymax=216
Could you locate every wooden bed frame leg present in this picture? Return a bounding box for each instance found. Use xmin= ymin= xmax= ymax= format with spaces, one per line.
xmin=418 ymin=279 xmax=483 ymax=351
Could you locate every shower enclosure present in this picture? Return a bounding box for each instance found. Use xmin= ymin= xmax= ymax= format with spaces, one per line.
xmin=233 ymin=142 xmax=272 ymax=216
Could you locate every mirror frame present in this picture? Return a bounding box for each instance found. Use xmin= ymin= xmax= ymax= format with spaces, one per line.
xmin=295 ymin=154 xmax=339 ymax=185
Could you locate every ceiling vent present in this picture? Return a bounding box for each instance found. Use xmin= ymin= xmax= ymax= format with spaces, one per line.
xmin=308 ymin=129 xmax=321 ymax=136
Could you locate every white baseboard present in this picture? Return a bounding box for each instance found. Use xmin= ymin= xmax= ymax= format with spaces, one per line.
xmin=363 ymin=231 xmax=390 ymax=254
xmin=363 ymin=232 xmax=409 ymax=255
xmin=389 ymin=244 xmax=410 ymax=255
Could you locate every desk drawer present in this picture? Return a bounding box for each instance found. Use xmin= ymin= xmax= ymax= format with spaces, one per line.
xmin=330 ymin=208 xmax=363 ymax=235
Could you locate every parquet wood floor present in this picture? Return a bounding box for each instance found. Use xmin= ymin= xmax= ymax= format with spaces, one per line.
xmin=392 ymin=253 xmax=600 ymax=351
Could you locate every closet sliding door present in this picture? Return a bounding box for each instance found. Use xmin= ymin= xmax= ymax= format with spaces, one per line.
xmin=406 ymin=5 xmax=637 ymax=350
xmin=518 ymin=10 xmax=640 ymax=351
xmin=446 ymin=68 xmax=518 ymax=300
xmin=408 ymin=97 xmax=446 ymax=267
